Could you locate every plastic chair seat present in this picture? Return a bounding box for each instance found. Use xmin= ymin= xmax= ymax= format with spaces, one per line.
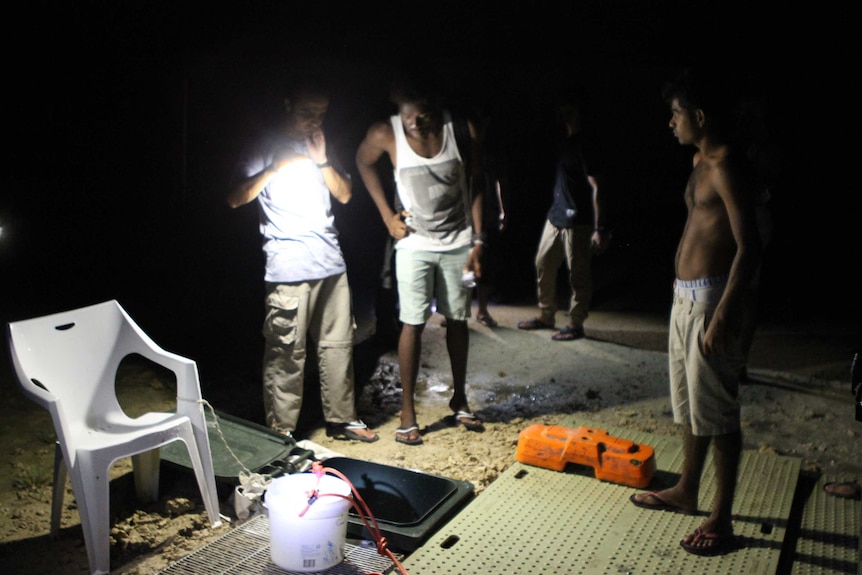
xmin=74 ymin=412 xmax=187 ymax=442
xmin=6 ymin=300 xmax=223 ymax=575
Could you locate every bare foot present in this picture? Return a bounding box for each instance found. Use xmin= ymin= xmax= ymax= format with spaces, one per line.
xmin=823 ymin=480 xmax=861 ymax=499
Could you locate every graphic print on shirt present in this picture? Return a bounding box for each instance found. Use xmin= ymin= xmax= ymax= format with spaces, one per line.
xmin=397 ymin=158 xmax=467 ymax=243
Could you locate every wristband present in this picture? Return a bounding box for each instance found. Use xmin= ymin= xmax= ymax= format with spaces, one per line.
xmin=316 ymin=161 xmax=331 ymax=168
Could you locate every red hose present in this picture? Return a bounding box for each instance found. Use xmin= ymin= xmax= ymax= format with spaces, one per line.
xmin=303 ymin=461 xmax=410 ymax=575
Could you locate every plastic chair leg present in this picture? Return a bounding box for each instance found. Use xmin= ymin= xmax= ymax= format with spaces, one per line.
xmin=179 ymin=422 xmax=223 ymax=528
xmin=72 ymin=451 xmax=113 ymax=575
xmin=131 ymin=448 xmax=160 ymax=502
xmin=50 ymin=442 xmax=67 ymax=538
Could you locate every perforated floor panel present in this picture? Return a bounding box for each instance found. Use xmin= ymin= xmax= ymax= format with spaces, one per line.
xmin=402 ymin=419 xmax=858 ymax=575
xmin=791 ymin=475 xmax=860 ymax=575
xmin=157 ymin=514 xmax=398 ymax=575
xmin=156 ymin=421 xmax=859 ymax=575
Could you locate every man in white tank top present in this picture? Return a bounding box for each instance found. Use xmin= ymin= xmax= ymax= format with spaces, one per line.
xmin=356 ymin=72 xmax=485 ymax=445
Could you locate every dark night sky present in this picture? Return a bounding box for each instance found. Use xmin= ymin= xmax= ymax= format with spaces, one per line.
xmin=2 ymin=2 xmax=852 ymax=403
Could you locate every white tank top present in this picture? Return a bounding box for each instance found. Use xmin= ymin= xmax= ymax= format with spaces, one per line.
xmin=391 ymin=111 xmax=472 ymax=252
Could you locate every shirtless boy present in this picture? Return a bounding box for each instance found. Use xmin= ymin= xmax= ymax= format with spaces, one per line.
xmin=629 ymin=68 xmax=762 ymax=556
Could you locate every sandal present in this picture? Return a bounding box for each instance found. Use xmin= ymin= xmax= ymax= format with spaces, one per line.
xmin=476 ymin=314 xmax=498 ymax=327
xmin=453 ymin=410 xmax=485 ymax=431
xmin=679 ymin=527 xmax=737 ymax=556
xmin=395 ymin=425 xmax=423 ymax=445
xmin=325 ymin=420 xmax=379 ymax=443
xmin=551 ymin=325 xmax=584 ymax=341
xmin=517 ymin=317 xmax=554 ymax=330
xmin=629 ymin=492 xmax=697 ymax=515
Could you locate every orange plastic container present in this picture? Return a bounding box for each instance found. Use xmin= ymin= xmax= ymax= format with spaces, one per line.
xmin=516 ymin=424 xmax=656 ymax=488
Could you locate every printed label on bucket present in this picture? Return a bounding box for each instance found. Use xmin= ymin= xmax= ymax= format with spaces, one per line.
xmin=301 ymin=541 xmax=340 ymax=570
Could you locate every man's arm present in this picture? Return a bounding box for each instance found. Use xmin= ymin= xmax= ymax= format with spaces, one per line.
xmin=320 ymin=164 xmax=352 ymax=204
xmin=703 ymin=160 xmax=762 ymax=355
xmin=356 ymin=121 xmax=409 ymax=239
xmin=226 ymin=148 xmax=303 ymax=208
xmin=466 ymin=119 xmax=485 ymax=276
xmin=227 ymin=165 xmax=277 ymax=208
xmin=589 ymin=174 xmax=609 ymax=252
xmin=306 ymin=129 xmax=352 ymax=204
xmin=494 ymin=177 xmax=506 ymax=231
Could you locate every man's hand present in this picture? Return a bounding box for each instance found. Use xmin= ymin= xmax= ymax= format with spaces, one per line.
xmin=702 ymin=311 xmax=728 ymax=356
xmin=305 ymin=129 xmax=327 ymax=165
xmin=466 ymin=244 xmax=483 ymax=279
xmin=590 ymin=230 xmax=609 ymax=255
xmin=387 ymin=211 xmax=412 ymax=240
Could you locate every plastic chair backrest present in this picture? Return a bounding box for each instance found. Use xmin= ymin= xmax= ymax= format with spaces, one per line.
xmin=8 ymin=300 xmax=186 ymax=467
xmin=8 ymin=299 xmax=222 ymax=575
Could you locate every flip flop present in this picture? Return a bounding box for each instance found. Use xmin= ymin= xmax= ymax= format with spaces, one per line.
xmin=476 ymin=314 xmax=498 ymax=327
xmin=551 ymin=325 xmax=584 ymax=341
xmin=454 ymin=410 xmax=485 ymax=431
xmin=325 ymin=420 xmax=379 ymax=443
xmin=629 ymin=492 xmax=697 ymax=515
xmin=679 ymin=527 xmax=737 ymax=556
xmin=517 ymin=317 xmax=555 ymax=330
xmin=395 ymin=425 xmax=423 ymax=445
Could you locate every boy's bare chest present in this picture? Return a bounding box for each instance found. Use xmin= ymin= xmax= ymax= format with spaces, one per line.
xmin=684 ymin=163 xmax=719 ymax=209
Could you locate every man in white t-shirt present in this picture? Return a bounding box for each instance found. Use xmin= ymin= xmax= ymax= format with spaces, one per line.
xmin=228 ymin=76 xmax=378 ymax=443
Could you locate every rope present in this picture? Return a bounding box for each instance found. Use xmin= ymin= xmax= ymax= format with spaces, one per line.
xmin=197 ymin=399 xmax=257 ymax=477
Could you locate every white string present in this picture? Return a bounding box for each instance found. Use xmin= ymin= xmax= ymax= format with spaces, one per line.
xmin=194 ymin=399 xmax=277 ymax=519
xmin=197 ymin=398 xmax=258 ymax=478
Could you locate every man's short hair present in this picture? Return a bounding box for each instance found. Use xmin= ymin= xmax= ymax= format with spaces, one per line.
xmin=388 ymin=67 xmax=444 ymax=113
xmin=285 ymin=73 xmax=330 ymax=104
xmin=662 ymin=68 xmax=737 ymax=133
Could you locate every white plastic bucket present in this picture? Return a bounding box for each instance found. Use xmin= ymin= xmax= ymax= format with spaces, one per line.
xmin=265 ymin=472 xmax=352 ymax=572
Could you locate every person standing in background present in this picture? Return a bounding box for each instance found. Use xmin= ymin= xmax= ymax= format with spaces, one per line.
xmin=518 ymin=87 xmax=609 ymax=341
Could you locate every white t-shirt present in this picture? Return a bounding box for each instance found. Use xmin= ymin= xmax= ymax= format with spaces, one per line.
xmin=240 ymin=134 xmax=346 ymax=282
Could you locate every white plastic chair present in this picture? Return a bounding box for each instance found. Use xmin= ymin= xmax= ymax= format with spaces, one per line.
xmin=6 ymin=299 xmax=223 ymax=575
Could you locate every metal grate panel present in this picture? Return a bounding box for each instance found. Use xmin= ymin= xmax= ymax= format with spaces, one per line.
xmin=791 ymin=476 xmax=860 ymax=575
xmin=157 ymin=514 xmax=398 ymax=575
xmin=402 ymin=420 xmax=802 ymax=575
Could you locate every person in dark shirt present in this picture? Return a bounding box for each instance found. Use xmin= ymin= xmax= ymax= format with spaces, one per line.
xmin=518 ymin=91 xmax=609 ymax=341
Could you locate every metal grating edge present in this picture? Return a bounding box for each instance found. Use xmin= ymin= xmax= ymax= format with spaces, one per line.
xmin=157 ymin=514 xmax=399 ymax=575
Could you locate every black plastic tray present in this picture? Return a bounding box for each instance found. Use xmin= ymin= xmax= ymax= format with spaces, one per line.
xmin=323 ymin=456 xmax=475 ymax=552
xmin=160 ymin=410 xmax=306 ymax=485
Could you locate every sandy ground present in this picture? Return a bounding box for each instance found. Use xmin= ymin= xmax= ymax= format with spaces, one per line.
xmin=1 ymin=303 xmax=860 ymax=574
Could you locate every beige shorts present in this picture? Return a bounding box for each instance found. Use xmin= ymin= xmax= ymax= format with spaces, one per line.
xmin=668 ymin=283 xmax=743 ymax=436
